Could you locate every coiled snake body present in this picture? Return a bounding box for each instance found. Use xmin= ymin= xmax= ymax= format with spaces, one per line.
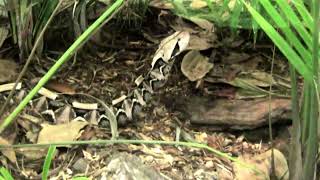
xmin=0 ymin=31 xmax=190 ymax=135
xmin=111 ymin=31 xmax=190 ymax=125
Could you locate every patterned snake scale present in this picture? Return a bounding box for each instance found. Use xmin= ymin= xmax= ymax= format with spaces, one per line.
xmin=0 ymin=31 xmax=190 ymax=128
xmin=112 ymin=31 xmax=190 ymax=125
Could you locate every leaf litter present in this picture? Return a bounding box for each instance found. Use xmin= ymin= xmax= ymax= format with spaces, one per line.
xmin=0 ymin=2 xmax=293 ymax=180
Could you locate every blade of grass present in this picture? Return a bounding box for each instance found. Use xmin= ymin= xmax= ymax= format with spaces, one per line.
xmin=42 ymin=145 xmax=56 ymax=180
xmin=292 ymin=0 xmax=313 ymax=31
xmin=72 ymin=177 xmax=90 ymax=180
xmin=0 ymin=0 xmax=125 ymax=133
xmin=258 ymin=0 xmax=312 ymax=66
xmin=0 ymin=167 xmax=14 ymax=180
xmin=303 ymin=0 xmax=319 ymax=178
xmin=275 ymin=0 xmax=312 ymax=50
xmin=288 ymin=63 xmax=303 ymax=180
xmin=240 ymin=0 xmax=313 ymax=83
xmin=230 ymin=0 xmax=243 ymax=32
xmin=33 ymin=0 xmax=59 ymax=37
xmin=302 ymin=83 xmax=311 ymax=143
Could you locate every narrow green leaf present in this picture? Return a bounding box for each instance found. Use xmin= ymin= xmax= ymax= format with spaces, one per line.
xmin=258 ymin=0 xmax=312 ymax=66
xmin=230 ymin=0 xmax=243 ymax=30
xmin=292 ymin=0 xmax=313 ymax=31
xmin=251 ymin=0 xmax=261 ymax=43
xmin=42 ymin=145 xmax=56 ymax=180
xmin=0 ymin=167 xmax=14 ymax=180
xmin=72 ymin=177 xmax=90 ymax=180
xmin=240 ymin=0 xmax=313 ymax=83
xmin=275 ymin=0 xmax=312 ymax=50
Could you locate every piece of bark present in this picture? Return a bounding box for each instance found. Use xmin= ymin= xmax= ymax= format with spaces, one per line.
xmin=181 ymin=97 xmax=291 ymax=130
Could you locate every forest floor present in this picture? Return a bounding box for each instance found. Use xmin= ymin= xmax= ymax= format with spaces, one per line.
xmin=0 ymin=2 xmax=292 ymax=179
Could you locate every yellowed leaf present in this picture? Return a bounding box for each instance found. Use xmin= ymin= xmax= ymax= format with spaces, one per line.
xmin=233 ymin=149 xmax=289 ymax=180
xmin=190 ymin=0 xmax=207 ymax=9
xmin=0 ymin=137 xmax=16 ymax=163
xmin=37 ymin=121 xmax=88 ymax=144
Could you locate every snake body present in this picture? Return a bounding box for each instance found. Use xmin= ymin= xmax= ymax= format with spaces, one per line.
xmin=110 ymin=31 xmax=190 ymax=125
xmin=0 ymin=31 xmax=190 ymax=129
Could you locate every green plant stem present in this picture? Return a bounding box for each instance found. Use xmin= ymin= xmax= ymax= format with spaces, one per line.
xmin=42 ymin=145 xmax=56 ymax=180
xmin=268 ymin=45 xmax=275 ymax=179
xmin=288 ymin=63 xmax=302 ymax=180
xmin=303 ymin=0 xmax=319 ymax=178
xmin=0 ymin=139 xmax=263 ymax=176
xmin=0 ymin=0 xmax=62 ymax=119
xmin=0 ymin=0 xmax=124 ymax=133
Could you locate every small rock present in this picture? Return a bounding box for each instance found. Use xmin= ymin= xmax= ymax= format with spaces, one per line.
xmin=104 ymin=152 xmax=164 ymax=180
xmin=73 ymin=158 xmax=89 ymax=173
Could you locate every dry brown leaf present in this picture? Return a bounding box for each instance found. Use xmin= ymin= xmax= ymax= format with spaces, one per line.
xmin=181 ymin=50 xmax=213 ymax=81
xmin=188 ymin=17 xmax=214 ymax=32
xmin=235 ymin=71 xmax=275 ymax=88
xmin=152 ymin=31 xmax=190 ymax=68
xmin=0 ymin=59 xmax=17 ymax=83
xmin=233 ymin=149 xmax=289 ymax=180
xmin=187 ymin=35 xmax=214 ymax=50
xmin=37 ymin=121 xmax=88 ymax=144
xmin=0 ymin=136 xmax=16 ymax=163
xmin=16 ymin=147 xmax=48 ymax=160
xmin=149 ymin=0 xmax=173 ymax=9
xmin=45 ymin=81 xmax=76 ymax=95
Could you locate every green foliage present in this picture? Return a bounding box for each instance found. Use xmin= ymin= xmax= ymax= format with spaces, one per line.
xmin=72 ymin=177 xmax=90 ymax=180
xmin=170 ymin=0 xmax=267 ymax=29
xmin=238 ymin=0 xmax=319 ymax=179
xmin=0 ymin=167 xmax=14 ymax=180
xmin=241 ymin=0 xmax=313 ymax=83
xmin=170 ymin=0 xmax=319 ymax=178
xmin=42 ymin=145 xmax=56 ymax=180
xmin=115 ymin=0 xmax=150 ymax=29
xmin=6 ymin=0 xmax=59 ymax=58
